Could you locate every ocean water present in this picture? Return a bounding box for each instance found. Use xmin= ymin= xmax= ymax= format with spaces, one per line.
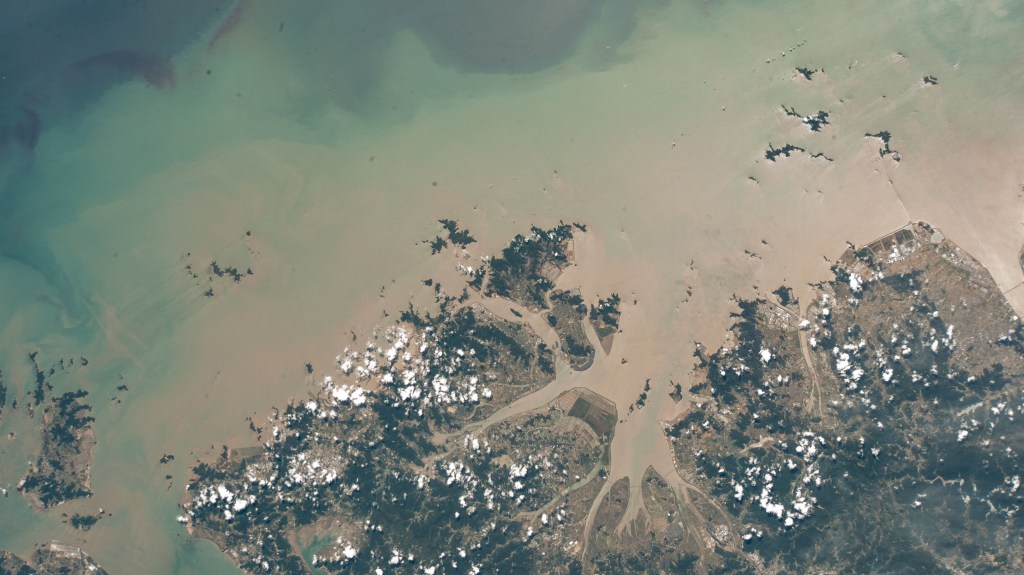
xmin=1 ymin=1 xmax=1024 ymax=572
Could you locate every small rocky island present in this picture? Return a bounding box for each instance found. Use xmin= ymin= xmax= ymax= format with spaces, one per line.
xmin=588 ymin=294 xmax=621 ymax=355
xmin=547 ymin=289 xmax=596 ymax=370
xmin=0 ymin=369 xmax=7 ymax=419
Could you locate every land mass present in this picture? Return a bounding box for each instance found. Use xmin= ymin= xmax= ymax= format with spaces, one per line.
xmin=0 ymin=542 xmax=109 ymax=575
xmin=182 ymin=221 xmax=1024 ymax=574
xmin=18 ymin=388 xmax=96 ymax=509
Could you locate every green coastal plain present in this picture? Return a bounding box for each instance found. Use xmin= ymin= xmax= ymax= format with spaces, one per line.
xmin=2 ymin=1 xmax=1024 ymax=573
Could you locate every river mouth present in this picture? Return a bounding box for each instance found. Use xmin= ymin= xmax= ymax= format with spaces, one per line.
xmin=2 ymin=1 xmax=1024 ymax=573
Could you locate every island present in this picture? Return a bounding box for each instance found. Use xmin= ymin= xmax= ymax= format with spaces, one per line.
xmin=18 ymin=389 xmax=96 ymax=509
xmin=0 ymin=542 xmax=109 ymax=575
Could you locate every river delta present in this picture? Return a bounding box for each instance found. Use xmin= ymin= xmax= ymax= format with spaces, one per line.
xmin=3 ymin=2 xmax=1024 ymax=574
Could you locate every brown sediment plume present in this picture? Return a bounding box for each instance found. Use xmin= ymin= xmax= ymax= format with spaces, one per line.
xmin=19 ymin=4 xmax=1024 ymax=570
xmin=454 ymin=229 xmax=727 ymax=551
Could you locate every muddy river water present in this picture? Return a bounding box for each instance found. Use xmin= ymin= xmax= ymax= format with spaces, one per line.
xmin=1 ymin=1 xmax=1023 ymax=572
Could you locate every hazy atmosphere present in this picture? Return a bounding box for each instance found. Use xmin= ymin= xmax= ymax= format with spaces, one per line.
xmin=2 ymin=1 xmax=1024 ymax=573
